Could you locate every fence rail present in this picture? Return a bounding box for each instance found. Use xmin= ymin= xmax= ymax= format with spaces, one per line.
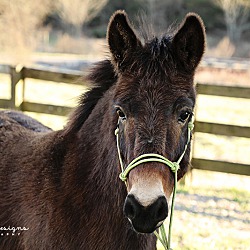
xmin=196 ymin=83 xmax=250 ymax=99
xmin=0 ymin=64 xmax=249 ymax=176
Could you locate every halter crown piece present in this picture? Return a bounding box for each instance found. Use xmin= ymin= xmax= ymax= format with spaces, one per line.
xmin=115 ymin=118 xmax=194 ymax=250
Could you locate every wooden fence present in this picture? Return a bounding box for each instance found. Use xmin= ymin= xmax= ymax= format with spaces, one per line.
xmin=0 ymin=64 xmax=249 ymax=176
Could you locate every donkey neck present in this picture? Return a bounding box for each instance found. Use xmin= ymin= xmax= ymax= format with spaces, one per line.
xmin=78 ymin=86 xmax=123 ymax=197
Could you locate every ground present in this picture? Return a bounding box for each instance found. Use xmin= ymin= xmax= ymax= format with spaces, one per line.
xmin=157 ymin=170 xmax=250 ymax=250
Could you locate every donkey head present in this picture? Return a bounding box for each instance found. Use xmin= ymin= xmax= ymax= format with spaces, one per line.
xmin=108 ymin=10 xmax=205 ymax=233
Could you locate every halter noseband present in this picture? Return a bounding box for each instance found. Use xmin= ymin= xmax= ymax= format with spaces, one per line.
xmin=115 ymin=118 xmax=194 ymax=250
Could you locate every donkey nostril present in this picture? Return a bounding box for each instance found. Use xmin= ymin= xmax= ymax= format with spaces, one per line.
xmin=125 ymin=202 xmax=135 ymax=219
xmin=156 ymin=206 xmax=166 ymax=222
xmin=154 ymin=196 xmax=168 ymax=222
xmin=124 ymin=195 xmax=138 ymax=220
xmin=124 ymin=195 xmax=168 ymax=233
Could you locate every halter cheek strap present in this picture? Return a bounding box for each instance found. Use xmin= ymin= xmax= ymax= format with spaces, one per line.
xmin=115 ymin=118 xmax=194 ymax=250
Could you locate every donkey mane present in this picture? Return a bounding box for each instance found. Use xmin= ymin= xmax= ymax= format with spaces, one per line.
xmin=65 ymin=60 xmax=117 ymax=134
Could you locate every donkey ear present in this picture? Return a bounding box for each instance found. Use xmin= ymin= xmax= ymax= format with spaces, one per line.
xmin=172 ymin=13 xmax=205 ymax=71
xmin=107 ymin=10 xmax=142 ymax=70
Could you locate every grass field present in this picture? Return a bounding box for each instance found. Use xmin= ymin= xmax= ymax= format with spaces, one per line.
xmin=0 ymin=65 xmax=249 ymax=250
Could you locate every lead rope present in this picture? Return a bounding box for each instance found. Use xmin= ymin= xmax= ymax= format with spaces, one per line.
xmin=115 ymin=119 xmax=194 ymax=250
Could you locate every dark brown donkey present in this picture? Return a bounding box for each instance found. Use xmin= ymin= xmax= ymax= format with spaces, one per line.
xmin=0 ymin=10 xmax=205 ymax=250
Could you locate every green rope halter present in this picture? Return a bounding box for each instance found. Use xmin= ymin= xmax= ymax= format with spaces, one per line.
xmin=115 ymin=119 xmax=194 ymax=250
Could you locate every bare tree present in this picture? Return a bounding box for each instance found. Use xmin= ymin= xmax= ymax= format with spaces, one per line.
xmin=56 ymin=0 xmax=108 ymax=37
xmin=217 ymin=0 xmax=250 ymax=43
xmin=0 ymin=0 xmax=51 ymax=63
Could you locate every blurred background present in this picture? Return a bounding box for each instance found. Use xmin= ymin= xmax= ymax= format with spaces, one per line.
xmin=0 ymin=0 xmax=249 ymax=249
xmin=0 ymin=0 xmax=249 ymax=62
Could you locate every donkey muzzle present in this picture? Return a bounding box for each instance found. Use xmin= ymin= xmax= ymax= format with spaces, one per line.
xmin=124 ymin=194 xmax=168 ymax=233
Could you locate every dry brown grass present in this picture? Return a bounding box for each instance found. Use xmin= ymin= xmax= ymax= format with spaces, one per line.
xmin=206 ymin=34 xmax=250 ymax=58
xmin=54 ymin=36 xmax=106 ymax=56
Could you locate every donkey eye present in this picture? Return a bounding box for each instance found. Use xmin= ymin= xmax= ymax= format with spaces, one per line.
xmin=178 ymin=111 xmax=191 ymax=123
xmin=116 ymin=108 xmax=126 ymax=120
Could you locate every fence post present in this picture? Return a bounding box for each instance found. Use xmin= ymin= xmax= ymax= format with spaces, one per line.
xmin=9 ymin=65 xmax=23 ymax=110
